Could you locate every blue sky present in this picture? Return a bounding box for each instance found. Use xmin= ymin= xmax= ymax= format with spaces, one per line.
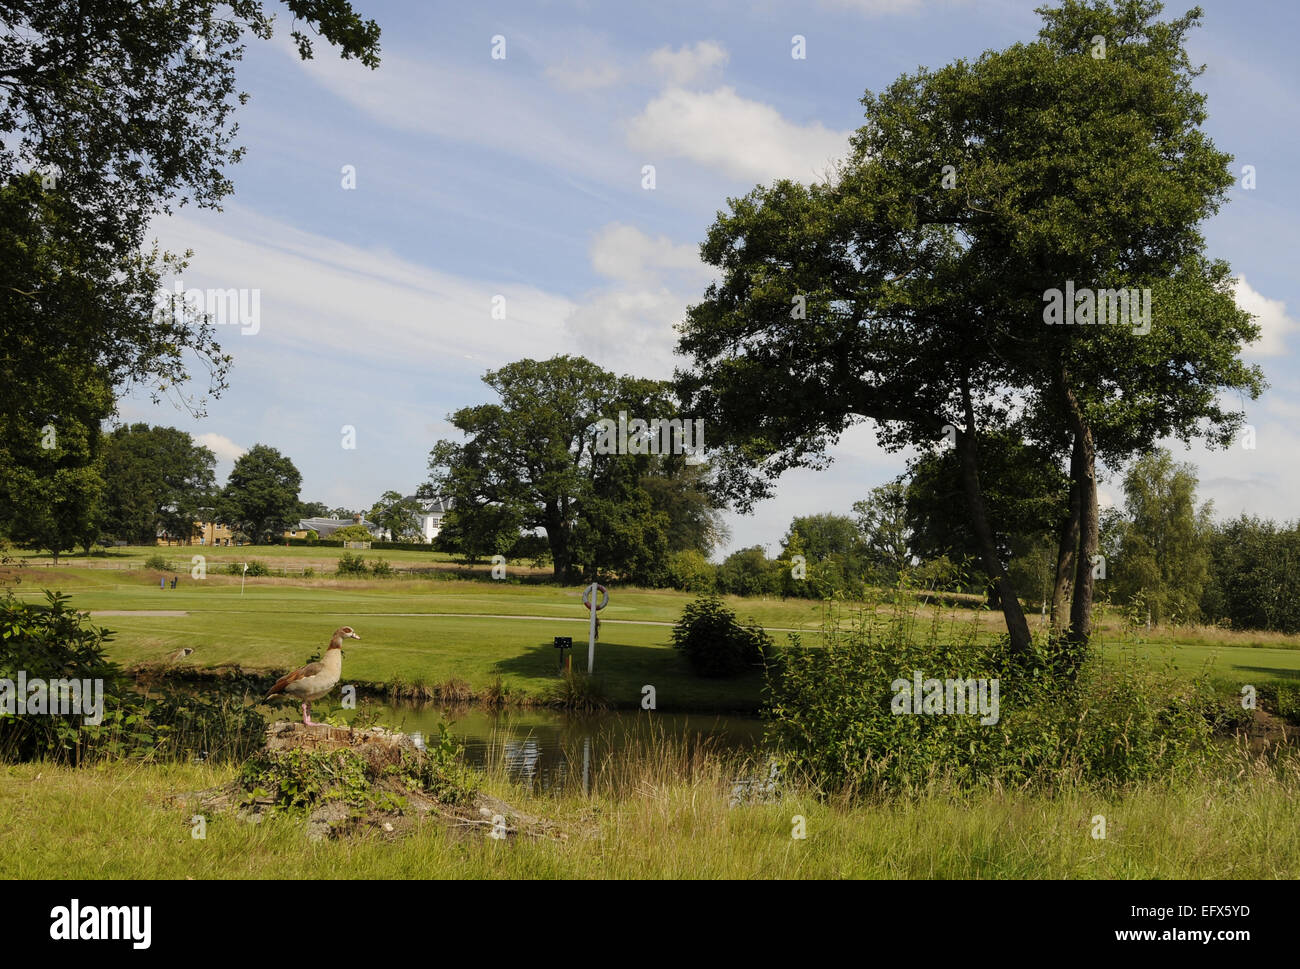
xmin=124 ymin=0 xmax=1300 ymax=558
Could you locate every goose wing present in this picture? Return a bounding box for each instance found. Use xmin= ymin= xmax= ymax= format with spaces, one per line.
xmin=267 ymin=660 xmax=326 ymax=697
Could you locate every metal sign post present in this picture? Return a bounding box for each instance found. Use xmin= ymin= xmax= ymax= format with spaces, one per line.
xmin=553 ymin=636 xmax=573 ymax=674
xmin=587 ymin=583 xmax=598 ymax=673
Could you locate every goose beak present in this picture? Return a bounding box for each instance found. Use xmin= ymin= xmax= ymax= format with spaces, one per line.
xmin=348 ymin=632 xmax=361 ymax=640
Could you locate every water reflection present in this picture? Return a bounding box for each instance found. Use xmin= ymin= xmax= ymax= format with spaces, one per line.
xmin=338 ymin=700 xmax=765 ymax=795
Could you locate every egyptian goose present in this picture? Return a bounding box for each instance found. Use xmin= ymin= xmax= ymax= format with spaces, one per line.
xmin=266 ymin=626 xmax=360 ymax=725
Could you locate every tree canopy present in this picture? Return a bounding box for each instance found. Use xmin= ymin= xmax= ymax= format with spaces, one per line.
xmin=100 ymin=424 xmax=218 ymax=544
xmin=675 ymin=0 xmax=1262 ymax=658
xmin=219 ymin=444 xmax=302 ymax=542
xmin=424 ymin=355 xmax=724 ymax=583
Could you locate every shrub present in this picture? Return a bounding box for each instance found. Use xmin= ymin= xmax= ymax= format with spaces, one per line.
xmin=670 ymin=594 xmax=772 ymax=678
xmin=368 ymin=558 xmax=393 ymax=577
xmin=226 ymin=560 xmax=270 ymax=577
xmin=332 ymin=524 xmax=374 ymax=542
xmin=667 ymin=549 xmax=717 ymax=593
xmin=302 ymin=566 xmax=315 ymax=578
xmin=764 ymin=594 xmax=1223 ymax=797
xmin=369 ymin=539 xmax=435 ymax=552
xmin=336 ymin=551 xmax=369 ymax=576
xmin=144 ymin=554 xmax=174 ymax=571
xmin=305 ymin=530 xmax=319 ymax=542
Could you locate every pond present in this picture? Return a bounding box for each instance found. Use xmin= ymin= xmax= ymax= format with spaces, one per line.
xmin=326 ymin=699 xmax=766 ymax=795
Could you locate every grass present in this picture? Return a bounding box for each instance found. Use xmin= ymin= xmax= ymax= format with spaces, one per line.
xmin=3 ymin=735 xmax=1299 ymax=878
xmin=5 ymin=560 xmax=1300 ymax=714
xmin=5 ymin=560 xmax=1300 ymax=878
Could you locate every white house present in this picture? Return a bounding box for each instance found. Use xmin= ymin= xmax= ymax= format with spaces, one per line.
xmin=368 ymin=496 xmax=451 ymax=542
xmin=415 ymin=496 xmax=451 ymax=541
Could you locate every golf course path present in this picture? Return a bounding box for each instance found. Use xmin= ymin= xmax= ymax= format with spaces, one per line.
xmin=330 ymin=612 xmax=812 ymax=632
xmin=90 ymin=610 xmax=189 ymax=617
xmin=87 ymin=608 xmax=812 ymax=633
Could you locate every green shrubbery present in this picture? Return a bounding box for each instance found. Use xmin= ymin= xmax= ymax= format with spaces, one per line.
xmin=224 ymin=560 xmax=270 ymax=577
xmin=670 ymin=594 xmax=772 ymax=678
xmin=0 ymin=592 xmax=265 ymax=764
xmin=336 ymin=551 xmax=369 ymax=576
xmin=331 ymin=525 xmax=374 ymax=542
xmin=143 ymin=554 xmax=174 ymax=571
xmin=335 ymin=553 xmax=394 ymax=577
xmin=764 ymin=594 xmax=1230 ymax=797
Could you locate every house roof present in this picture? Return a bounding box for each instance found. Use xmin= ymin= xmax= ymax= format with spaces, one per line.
xmin=404 ymin=495 xmax=451 ymax=514
xmin=296 ymin=517 xmax=378 ymax=534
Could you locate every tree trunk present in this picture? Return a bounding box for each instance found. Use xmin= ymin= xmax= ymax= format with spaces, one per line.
xmin=1050 ymin=434 xmax=1083 ymax=637
xmin=1063 ymin=387 xmax=1099 ymax=647
xmin=544 ymin=508 xmax=573 ymax=582
xmin=957 ymin=379 xmax=1033 ymax=657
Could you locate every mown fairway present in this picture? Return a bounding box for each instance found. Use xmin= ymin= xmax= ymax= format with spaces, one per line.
xmin=7 ymin=551 xmax=1300 ymax=712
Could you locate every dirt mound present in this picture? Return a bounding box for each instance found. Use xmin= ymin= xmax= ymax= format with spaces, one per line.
xmin=183 ymin=721 xmax=573 ymax=843
xmin=1240 ymin=708 xmax=1294 ymax=756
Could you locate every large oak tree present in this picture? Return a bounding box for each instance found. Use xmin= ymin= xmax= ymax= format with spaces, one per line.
xmin=675 ymin=0 xmax=1262 ymax=659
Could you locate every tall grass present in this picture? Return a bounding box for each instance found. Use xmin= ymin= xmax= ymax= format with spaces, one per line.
xmin=4 ymin=729 xmax=1299 ymax=878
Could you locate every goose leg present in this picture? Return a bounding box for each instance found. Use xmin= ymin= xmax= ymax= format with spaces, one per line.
xmin=301 ymin=702 xmax=313 ymax=725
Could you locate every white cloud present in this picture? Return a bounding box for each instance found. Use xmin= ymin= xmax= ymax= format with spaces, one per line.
xmin=565 ymin=224 xmax=715 ymax=378
xmin=590 ymin=223 xmax=709 ymax=285
xmin=1235 ymin=275 xmax=1296 ymax=357
xmin=151 ymin=205 xmax=577 ymax=375
xmin=275 ymin=39 xmax=627 ymax=183
xmin=566 ymin=225 xmax=712 ymax=377
xmin=626 ymin=86 xmax=851 ymax=183
xmin=648 ymin=41 xmax=729 ymax=87
xmin=195 ymin=432 xmax=247 ymax=463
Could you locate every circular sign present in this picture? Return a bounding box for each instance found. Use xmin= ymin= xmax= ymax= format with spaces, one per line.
xmin=582 ymin=583 xmax=610 ymax=611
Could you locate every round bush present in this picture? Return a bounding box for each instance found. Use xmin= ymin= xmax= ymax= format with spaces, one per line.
xmin=670 ymin=594 xmax=772 ymax=678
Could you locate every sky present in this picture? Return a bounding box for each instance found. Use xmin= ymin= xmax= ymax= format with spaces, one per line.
xmin=122 ymin=0 xmax=1300 ymax=559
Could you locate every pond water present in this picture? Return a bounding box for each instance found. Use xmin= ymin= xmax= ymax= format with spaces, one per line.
xmin=136 ymin=678 xmax=769 ymax=794
xmin=331 ymin=700 xmax=768 ymax=795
